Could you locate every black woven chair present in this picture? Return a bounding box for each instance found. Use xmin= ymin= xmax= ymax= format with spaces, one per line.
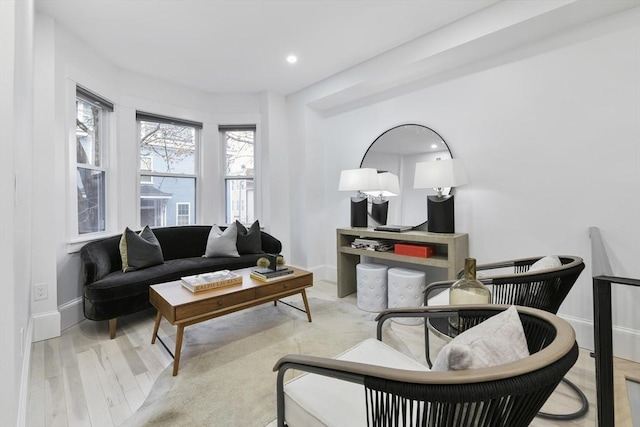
xmin=424 ymin=255 xmax=586 ymax=420
xmin=274 ymin=305 xmax=578 ymax=427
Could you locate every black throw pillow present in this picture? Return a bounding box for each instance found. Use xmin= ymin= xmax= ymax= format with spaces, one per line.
xmin=235 ymin=220 xmax=262 ymax=254
xmin=119 ymin=226 xmax=164 ymax=272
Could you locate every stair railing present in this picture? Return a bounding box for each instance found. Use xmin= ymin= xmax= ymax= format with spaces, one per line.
xmin=590 ymin=226 xmax=640 ymax=426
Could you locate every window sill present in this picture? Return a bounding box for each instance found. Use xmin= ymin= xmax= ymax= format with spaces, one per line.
xmin=67 ymin=231 xmax=120 ymax=254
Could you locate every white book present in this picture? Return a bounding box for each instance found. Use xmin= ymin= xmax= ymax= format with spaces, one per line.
xmin=181 ymin=270 xmax=242 ymax=292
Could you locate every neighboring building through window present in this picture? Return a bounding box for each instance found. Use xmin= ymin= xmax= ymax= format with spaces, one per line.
xmin=176 ymin=202 xmax=191 ymax=225
xmin=140 ymin=156 xmax=153 ymax=184
xmin=137 ymin=112 xmax=200 ymax=227
xmin=75 ymin=86 xmax=113 ymax=235
xmin=221 ymin=125 xmax=255 ymax=224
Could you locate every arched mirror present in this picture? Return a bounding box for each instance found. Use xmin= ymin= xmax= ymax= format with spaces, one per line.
xmin=360 ymin=124 xmax=452 ymax=228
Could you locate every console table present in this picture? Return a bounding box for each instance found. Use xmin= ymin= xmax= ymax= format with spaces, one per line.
xmin=336 ymin=227 xmax=469 ymax=298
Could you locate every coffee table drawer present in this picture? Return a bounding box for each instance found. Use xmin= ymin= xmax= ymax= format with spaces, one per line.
xmin=256 ymin=279 xmax=305 ymax=298
xmin=175 ymin=288 xmax=255 ymax=319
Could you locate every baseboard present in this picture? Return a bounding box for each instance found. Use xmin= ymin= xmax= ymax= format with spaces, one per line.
xmin=32 ymin=310 xmax=61 ymax=342
xmin=610 ymin=325 xmax=640 ymax=362
xmin=17 ymin=317 xmax=34 ymax=427
xmin=288 ymin=263 xmax=332 ymax=283
xmin=324 ymin=265 xmax=337 ymax=283
xmin=307 ymin=264 xmax=328 ymax=281
xmin=59 ymin=297 xmax=84 ymax=331
xmin=560 ymin=314 xmax=639 ymax=362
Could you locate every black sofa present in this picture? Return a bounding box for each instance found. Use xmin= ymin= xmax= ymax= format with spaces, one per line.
xmin=80 ymin=225 xmax=282 ymax=338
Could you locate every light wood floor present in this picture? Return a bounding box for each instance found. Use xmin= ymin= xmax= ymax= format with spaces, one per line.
xmin=27 ymin=281 xmax=638 ymax=426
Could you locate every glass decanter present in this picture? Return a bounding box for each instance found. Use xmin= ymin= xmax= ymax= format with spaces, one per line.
xmin=449 ymin=258 xmax=491 ymax=329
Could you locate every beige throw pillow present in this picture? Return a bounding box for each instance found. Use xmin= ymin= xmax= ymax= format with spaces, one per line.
xmin=432 ymin=306 xmax=529 ymax=371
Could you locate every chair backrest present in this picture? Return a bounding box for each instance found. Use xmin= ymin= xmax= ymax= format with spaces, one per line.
xmin=485 ymin=256 xmax=584 ymax=314
xmin=364 ymin=306 xmax=578 ymax=427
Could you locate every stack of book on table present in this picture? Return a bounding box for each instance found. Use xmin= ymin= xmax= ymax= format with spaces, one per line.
xmin=181 ymin=270 xmax=242 ymax=293
xmin=250 ymin=267 xmax=294 ymax=282
xmin=351 ymin=238 xmax=394 ymax=252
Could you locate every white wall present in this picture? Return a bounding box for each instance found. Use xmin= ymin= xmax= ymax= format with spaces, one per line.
xmin=1 ymin=0 xmax=35 ymax=424
xmin=294 ymin=8 xmax=640 ymax=358
xmin=45 ymin=14 xmax=122 ymax=330
xmin=284 ymin=98 xmax=320 ymax=271
xmin=32 ymin=12 xmax=61 ymax=342
xmin=258 ymin=92 xmax=293 ymax=263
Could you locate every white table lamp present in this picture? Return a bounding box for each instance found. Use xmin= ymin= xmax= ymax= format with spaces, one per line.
xmin=364 ymin=172 xmax=400 ymax=225
xmin=339 ymin=168 xmax=379 ymax=227
xmin=414 ymin=158 xmax=468 ymax=233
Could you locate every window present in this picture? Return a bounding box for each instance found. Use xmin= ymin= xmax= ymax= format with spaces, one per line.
xmin=75 ymin=86 xmax=113 ymax=235
xmin=137 ymin=112 xmax=201 ymax=227
xmin=176 ymin=202 xmax=191 ymax=225
xmin=140 ymin=156 xmax=153 ymax=184
xmin=221 ymin=126 xmax=255 ymax=224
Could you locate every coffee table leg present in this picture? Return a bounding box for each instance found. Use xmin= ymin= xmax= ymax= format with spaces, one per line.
xmin=172 ymin=325 xmax=184 ymax=376
xmin=301 ymin=289 xmax=312 ymax=322
xmin=151 ymin=311 xmax=162 ymax=344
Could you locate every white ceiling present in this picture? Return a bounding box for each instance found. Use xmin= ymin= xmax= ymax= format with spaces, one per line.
xmin=34 ymin=0 xmax=500 ymax=95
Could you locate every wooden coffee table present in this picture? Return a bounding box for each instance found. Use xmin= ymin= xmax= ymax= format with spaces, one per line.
xmin=150 ymin=266 xmax=313 ymax=375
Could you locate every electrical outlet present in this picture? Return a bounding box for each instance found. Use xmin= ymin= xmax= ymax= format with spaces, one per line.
xmin=34 ymin=283 xmax=48 ymax=301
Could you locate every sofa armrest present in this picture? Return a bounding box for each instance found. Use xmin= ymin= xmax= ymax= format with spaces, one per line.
xmin=79 ymin=235 xmax=122 ymax=285
xmin=80 ymin=250 xmax=97 ymax=286
xmin=261 ymin=231 xmax=282 ymax=254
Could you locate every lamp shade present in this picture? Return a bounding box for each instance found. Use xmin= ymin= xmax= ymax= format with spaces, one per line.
xmin=377 ymin=172 xmax=400 ymax=197
xmin=364 ymin=172 xmax=400 ymax=197
xmin=338 ymin=168 xmax=379 ymax=192
xmin=413 ymin=158 xmax=468 ymax=189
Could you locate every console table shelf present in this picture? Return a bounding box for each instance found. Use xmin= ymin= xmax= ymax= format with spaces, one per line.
xmin=336 ymin=227 xmax=469 ymax=298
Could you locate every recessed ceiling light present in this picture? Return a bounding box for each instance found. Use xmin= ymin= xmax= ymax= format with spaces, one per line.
xmin=286 ymin=55 xmax=298 ymax=64
xmin=431 ymin=144 xmax=438 ymax=149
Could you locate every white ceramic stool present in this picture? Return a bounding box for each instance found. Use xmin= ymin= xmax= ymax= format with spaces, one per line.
xmin=387 ymin=267 xmax=427 ymax=325
xmin=356 ymin=263 xmax=388 ymax=312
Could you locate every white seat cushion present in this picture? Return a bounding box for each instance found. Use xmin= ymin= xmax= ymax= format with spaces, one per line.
xmin=427 ymin=289 xmax=449 ymax=306
xmin=283 ymin=338 xmax=429 ymax=427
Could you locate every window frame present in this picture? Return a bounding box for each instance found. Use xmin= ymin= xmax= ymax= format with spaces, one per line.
xmin=137 ymin=111 xmax=202 ymax=228
xmin=220 ymin=125 xmax=257 ymax=225
xmin=72 ymin=85 xmax=114 ymax=238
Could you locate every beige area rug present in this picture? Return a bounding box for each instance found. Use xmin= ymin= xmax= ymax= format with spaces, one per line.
xmin=122 ymin=282 xmax=418 ymax=427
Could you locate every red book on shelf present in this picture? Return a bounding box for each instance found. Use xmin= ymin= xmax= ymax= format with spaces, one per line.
xmin=394 ymin=243 xmax=435 ymax=258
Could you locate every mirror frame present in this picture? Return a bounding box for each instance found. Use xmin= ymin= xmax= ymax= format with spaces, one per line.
xmin=360 ymin=124 xmax=453 ymax=228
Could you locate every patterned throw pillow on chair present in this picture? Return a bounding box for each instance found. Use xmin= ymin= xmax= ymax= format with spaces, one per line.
xmin=119 ymin=226 xmax=164 ymax=272
xmin=529 ymin=255 xmax=562 ymax=272
xmin=432 ymin=306 xmax=529 ymax=371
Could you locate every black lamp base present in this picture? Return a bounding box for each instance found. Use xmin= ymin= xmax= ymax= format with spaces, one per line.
xmin=350 ymin=197 xmax=368 ymax=227
xmin=371 ymin=200 xmax=389 ymax=225
xmin=427 ymin=195 xmax=455 ymax=233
